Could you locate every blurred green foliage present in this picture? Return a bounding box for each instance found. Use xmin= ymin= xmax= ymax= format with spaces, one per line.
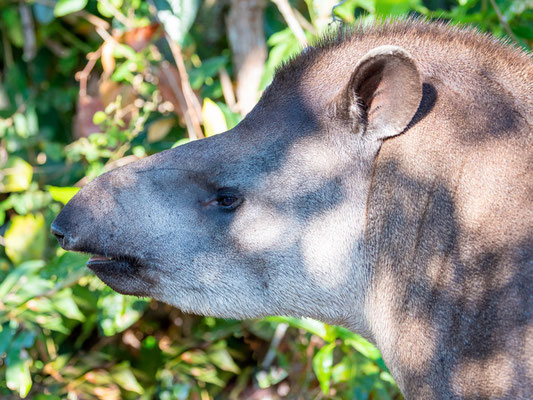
xmin=0 ymin=0 xmax=530 ymax=398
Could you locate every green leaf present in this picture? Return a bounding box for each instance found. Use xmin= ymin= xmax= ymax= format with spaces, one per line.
xmin=345 ymin=334 xmax=382 ymax=361
xmin=9 ymin=331 xmax=36 ymax=354
xmin=54 ymin=0 xmax=88 ymax=17
xmin=29 ymin=314 xmax=69 ymax=334
xmin=0 ymin=260 xmax=45 ymax=299
xmin=154 ymin=0 xmax=200 ymax=44
xmin=6 ymin=350 xmax=32 ymax=398
xmin=4 ymin=213 xmax=46 ymax=264
xmin=0 ymin=323 xmax=17 ymax=356
xmin=208 ymin=346 xmax=240 ymax=374
xmin=264 ymin=316 xmax=327 ymax=339
xmin=111 ymin=363 xmax=144 ymax=394
xmin=47 ymin=186 xmax=80 ymax=205
xmin=97 ymin=0 xmax=123 ymax=18
xmin=172 ymin=138 xmax=190 ymax=148
xmin=92 ymin=111 xmax=107 ymax=125
xmin=98 ymin=289 xmax=148 ymax=336
xmin=2 ymin=9 xmax=24 ymax=47
xmin=331 ymin=355 xmax=355 ymax=384
xmin=312 ymin=343 xmax=335 ymax=394
xmin=375 ymin=0 xmax=421 ymax=15
xmin=52 ymin=288 xmax=86 ymax=322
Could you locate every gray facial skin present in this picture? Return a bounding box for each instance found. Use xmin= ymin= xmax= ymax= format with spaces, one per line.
xmin=52 ymin=20 xmax=533 ymax=399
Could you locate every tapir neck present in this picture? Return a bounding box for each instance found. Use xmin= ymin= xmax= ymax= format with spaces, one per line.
xmin=362 ymin=144 xmax=532 ymax=398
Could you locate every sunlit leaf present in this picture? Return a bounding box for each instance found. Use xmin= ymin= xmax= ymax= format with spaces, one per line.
xmin=312 ymin=342 xmax=335 ymax=394
xmin=52 ymin=288 xmax=86 ymax=322
xmin=97 ymin=0 xmax=123 ymax=18
xmin=0 ymin=157 xmax=33 ymax=193
xmin=154 ymin=0 xmax=200 ymax=44
xmin=47 ymin=186 xmax=80 ymax=205
xmin=202 ymin=98 xmax=227 ymax=137
xmin=331 ymin=355 xmax=354 ymax=383
xmin=345 ymin=334 xmax=382 ymax=361
xmin=265 ymin=316 xmax=327 ymax=339
xmin=54 ymin=0 xmax=88 ymax=17
xmin=208 ymin=346 xmax=240 ymax=374
xmin=255 ymin=367 xmax=288 ymax=389
xmin=6 ymin=350 xmax=32 ymax=398
xmin=98 ymin=289 xmax=148 ymax=336
xmin=4 ymin=213 xmax=46 ymax=264
xmin=375 ymin=0 xmax=421 ymax=15
xmin=0 ymin=261 xmax=44 ymax=299
xmin=32 ymin=314 xmax=69 ymax=334
xmin=111 ymin=363 xmax=144 ymax=394
xmin=92 ymin=110 xmax=107 ymax=125
xmin=172 ymin=138 xmax=190 ymax=148
xmin=188 ymin=365 xmax=225 ymax=386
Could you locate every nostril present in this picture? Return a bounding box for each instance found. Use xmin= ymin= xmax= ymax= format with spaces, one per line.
xmin=51 ymin=222 xmax=67 ymax=248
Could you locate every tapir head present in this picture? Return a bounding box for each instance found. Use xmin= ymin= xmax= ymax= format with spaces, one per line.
xmin=52 ymin=45 xmax=422 ymax=330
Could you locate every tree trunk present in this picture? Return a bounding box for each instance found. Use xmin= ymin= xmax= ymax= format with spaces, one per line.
xmin=226 ymin=0 xmax=267 ymax=116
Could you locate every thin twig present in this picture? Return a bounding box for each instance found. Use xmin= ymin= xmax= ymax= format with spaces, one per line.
xmin=294 ymin=7 xmax=316 ymax=35
xmin=272 ymin=0 xmax=308 ymax=47
xmin=160 ymin=62 xmax=202 ymax=140
xmin=19 ymin=1 xmax=37 ymax=61
xmin=261 ymin=322 xmax=288 ymax=368
xmin=330 ymin=0 xmax=348 ymax=26
xmin=95 ymin=26 xmax=116 ymax=43
xmin=44 ymin=38 xmax=69 ymax=57
xmin=1 ymin=25 xmax=14 ymax=71
xmin=219 ymin=67 xmax=237 ymax=112
xmin=146 ymin=0 xmax=204 ymax=140
xmin=74 ymin=47 xmax=102 ymax=97
xmin=76 ymin=10 xmax=110 ymax=31
xmin=165 ymin=38 xmax=203 ymax=138
xmin=488 ymin=0 xmax=520 ymax=44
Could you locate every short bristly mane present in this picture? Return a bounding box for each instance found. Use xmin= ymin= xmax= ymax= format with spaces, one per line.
xmin=263 ymin=18 xmax=532 ymax=120
xmin=275 ymin=18 xmax=531 ymax=81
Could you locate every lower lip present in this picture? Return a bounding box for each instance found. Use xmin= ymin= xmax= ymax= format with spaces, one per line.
xmin=86 ymin=256 xmax=117 ymax=270
xmin=86 ymin=256 xmax=140 ymax=273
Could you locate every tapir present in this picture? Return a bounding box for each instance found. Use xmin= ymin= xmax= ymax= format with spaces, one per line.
xmin=52 ymin=20 xmax=532 ymax=399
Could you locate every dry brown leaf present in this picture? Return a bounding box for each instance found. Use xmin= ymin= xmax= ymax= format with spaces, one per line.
xmin=147 ymin=118 xmax=175 ymax=143
xmin=123 ymin=24 xmax=161 ymax=52
xmin=73 ymin=94 xmax=105 ymax=139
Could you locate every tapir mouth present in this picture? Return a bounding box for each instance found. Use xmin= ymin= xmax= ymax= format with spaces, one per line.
xmin=86 ymin=253 xmax=142 ymax=273
xmin=84 ymin=252 xmax=154 ymax=296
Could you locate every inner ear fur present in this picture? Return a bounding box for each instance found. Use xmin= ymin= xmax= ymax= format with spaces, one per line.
xmin=338 ymin=45 xmax=423 ymax=140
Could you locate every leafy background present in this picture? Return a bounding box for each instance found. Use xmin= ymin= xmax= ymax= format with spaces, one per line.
xmin=0 ymin=0 xmax=530 ymax=398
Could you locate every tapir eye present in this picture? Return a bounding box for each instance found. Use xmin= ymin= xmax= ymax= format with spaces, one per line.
xmin=209 ymin=189 xmax=242 ymax=210
xmin=217 ymin=195 xmax=238 ymax=208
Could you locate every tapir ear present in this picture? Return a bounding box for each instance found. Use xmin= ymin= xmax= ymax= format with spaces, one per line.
xmin=337 ymin=45 xmax=422 ymax=140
